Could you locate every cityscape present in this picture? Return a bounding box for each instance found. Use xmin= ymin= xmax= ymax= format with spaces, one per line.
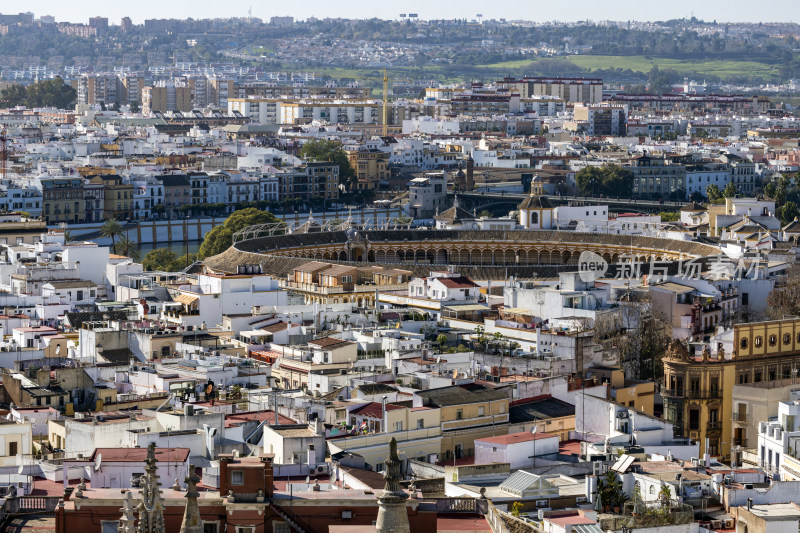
xmin=1 ymin=4 xmax=800 ymax=533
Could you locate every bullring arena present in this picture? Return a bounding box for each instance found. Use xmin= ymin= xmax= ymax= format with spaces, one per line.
xmin=204 ymin=223 xmax=721 ymax=280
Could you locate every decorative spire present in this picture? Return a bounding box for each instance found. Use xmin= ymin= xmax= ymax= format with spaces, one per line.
xmin=179 ymin=464 xmax=203 ymax=533
xmin=383 ymin=438 xmax=403 ymax=494
xmin=137 ymin=443 xmax=166 ymax=533
xmin=118 ymin=491 xmax=136 ymax=533
xmin=375 ymin=438 xmax=410 ymax=533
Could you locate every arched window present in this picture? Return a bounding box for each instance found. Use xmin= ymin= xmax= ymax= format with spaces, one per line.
xmin=649 ymin=485 xmax=656 ymax=496
xmin=769 ymin=335 xmax=777 ymax=347
xmin=741 ymin=338 xmax=748 ymax=349
xmin=755 ymin=336 xmax=763 ymax=348
xmin=784 ymin=334 xmax=791 ymax=345
xmin=531 ymin=212 xmax=539 ymax=225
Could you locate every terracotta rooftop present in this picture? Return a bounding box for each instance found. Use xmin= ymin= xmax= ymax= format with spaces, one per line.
xmin=87 ymin=447 xmax=190 ymax=463
xmin=349 ymin=402 xmax=405 ymax=419
xmin=476 ymin=431 xmax=557 ymax=446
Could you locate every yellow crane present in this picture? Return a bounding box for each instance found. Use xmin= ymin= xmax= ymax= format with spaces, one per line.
xmin=360 ymin=69 xmax=394 ymax=136
xmin=382 ymin=68 xmax=389 ymax=136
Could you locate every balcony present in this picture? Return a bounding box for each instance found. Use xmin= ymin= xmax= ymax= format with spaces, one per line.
xmin=733 ymin=412 xmax=748 ymax=424
xmin=689 ymin=389 xmax=721 ymax=400
xmin=707 ymin=421 xmax=722 ymax=431
xmin=732 ymin=438 xmax=748 ymax=448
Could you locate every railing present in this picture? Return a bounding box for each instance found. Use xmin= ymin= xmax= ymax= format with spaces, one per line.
xmin=733 ymin=412 xmax=748 ymax=424
xmin=269 ymin=502 xmax=313 ymax=533
xmin=3 ymin=495 xmax=62 ymax=514
xmin=432 ymin=497 xmax=488 ymax=514
xmin=707 ymin=421 xmax=722 ymax=431
xmin=733 ymin=438 xmax=748 ymax=447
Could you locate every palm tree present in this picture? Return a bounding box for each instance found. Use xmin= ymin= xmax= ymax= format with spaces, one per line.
xmin=100 ymin=219 xmax=124 ymax=254
xmin=114 ymin=236 xmax=140 ymax=261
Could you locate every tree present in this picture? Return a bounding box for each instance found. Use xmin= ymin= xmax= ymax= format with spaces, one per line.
xmin=143 ymin=249 xmax=182 ymax=271
xmin=436 ymin=334 xmax=448 ymax=352
xmin=476 ymin=209 xmax=493 ymax=218
xmin=1 ymin=84 xmax=27 ymax=106
xmin=723 ymin=182 xmax=739 ymax=198
xmin=197 ymin=207 xmax=284 ymax=259
xmin=114 ymin=235 xmax=140 ymax=261
xmin=575 ymin=164 xmax=633 ymax=197
xmin=130 ymin=100 xmax=141 ymax=113
xmin=767 ymin=266 xmax=800 ymax=319
xmin=100 ymin=219 xmax=124 ymax=254
xmin=299 ymin=140 xmax=355 ymax=191
xmin=22 ymin=77 xmax=76 ymax=108
xmin=780 ymin=201 xmax=799 ymax=225
xmin=705 ymin=184 xmax=723 ymax=203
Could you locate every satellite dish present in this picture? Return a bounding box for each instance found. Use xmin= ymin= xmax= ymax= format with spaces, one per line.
xmin=531 ymin=424 xmax=538 ymax=434
xmin=95 ymin=453 xmax=102 ymax=471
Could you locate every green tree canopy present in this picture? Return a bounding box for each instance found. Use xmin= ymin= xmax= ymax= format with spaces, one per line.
xmin=114 ymin=235 xmax=140 ymax=261
xmin=142 ymin=249 xmax=196 ymax=272
xmin=723 ymin=182 xmax=739 ymax=198
xmin=197 ymin=208 xmax=284 ymax=259
xmin=100 ymin=219 xmax=124 ymax=253
xmin=575 ymin=164 xmax=633 ymax=197
xmin=706 ymin=184 xmax=723 ymax=203
xmin=3 ymin=78 xmax=77 ymax=108
xmin=779 ymin=200 xmax=799 ymax=225
xmin=299 ymin=139 xmax=354 ymax=190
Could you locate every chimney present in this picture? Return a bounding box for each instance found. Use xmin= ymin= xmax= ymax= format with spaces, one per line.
xmin=218 ymin=454 xmax=233 ymax=496
xmin=260 ymin=454 xmax=274 ymax=499
xmin=747 ymin=497 xmax=753 ymax=511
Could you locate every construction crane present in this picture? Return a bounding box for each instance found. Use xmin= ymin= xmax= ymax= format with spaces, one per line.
xmin=382 ymin=68 xmax=389 ymax=136
xmin=359 ymin=70 xmax=396 ymax=136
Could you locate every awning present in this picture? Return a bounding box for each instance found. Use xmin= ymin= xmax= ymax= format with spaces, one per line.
xmin=174 ymin=293 xmax=199 ymax=306
xmin=443 ymin=304 xmax=489 ymax=312
xmin=501 ymin=307 xmax=534 ymax=315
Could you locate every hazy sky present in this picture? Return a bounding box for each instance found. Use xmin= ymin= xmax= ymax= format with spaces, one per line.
xmin=16 ymin=0 xmax=800 ymax=24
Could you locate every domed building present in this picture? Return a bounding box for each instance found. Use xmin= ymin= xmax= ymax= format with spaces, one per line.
xmin=518 ymin=178 xmax=554 ymax=229
xmin=434 ymin=196 xmax=476 ymax=229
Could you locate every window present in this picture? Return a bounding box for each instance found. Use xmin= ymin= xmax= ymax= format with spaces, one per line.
xmin=8 ymin=442 xmax=17 ymax=456
xmin=395 ymin=422 xmax=402 ymax=432
xmin=101 ymin=521 xmax=119 ymax=533
xmin=754 ymin=371 xmax=762 ymax=383
xmin=769 ymin=335 xmax=777 ymax=347
xmin=784 ymin=334 xmax=791 ymax=345
xmin=456 ymin=409 xmax=463 ymax=420
xmin=742 ymin=293 xmax=749 ymax=306
xmin=203 ymin=523 xmax=219 ymax=533
xmin=689 ymin=409 xmax=700 ymax=430
xmin=416 ymin=419 xmax=424 ymax=429
xmin=755 ymin=336 xmax=763 ymax=347
xmin=741 ymin=338 xmax=748 ymax=349
xmin=478 ymin=406 xmax=485 ymax=416
xmin=231 ymin=470 xmax=243 ymax=485
xmin=236 ymin=528 xmax=254 ymax=533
